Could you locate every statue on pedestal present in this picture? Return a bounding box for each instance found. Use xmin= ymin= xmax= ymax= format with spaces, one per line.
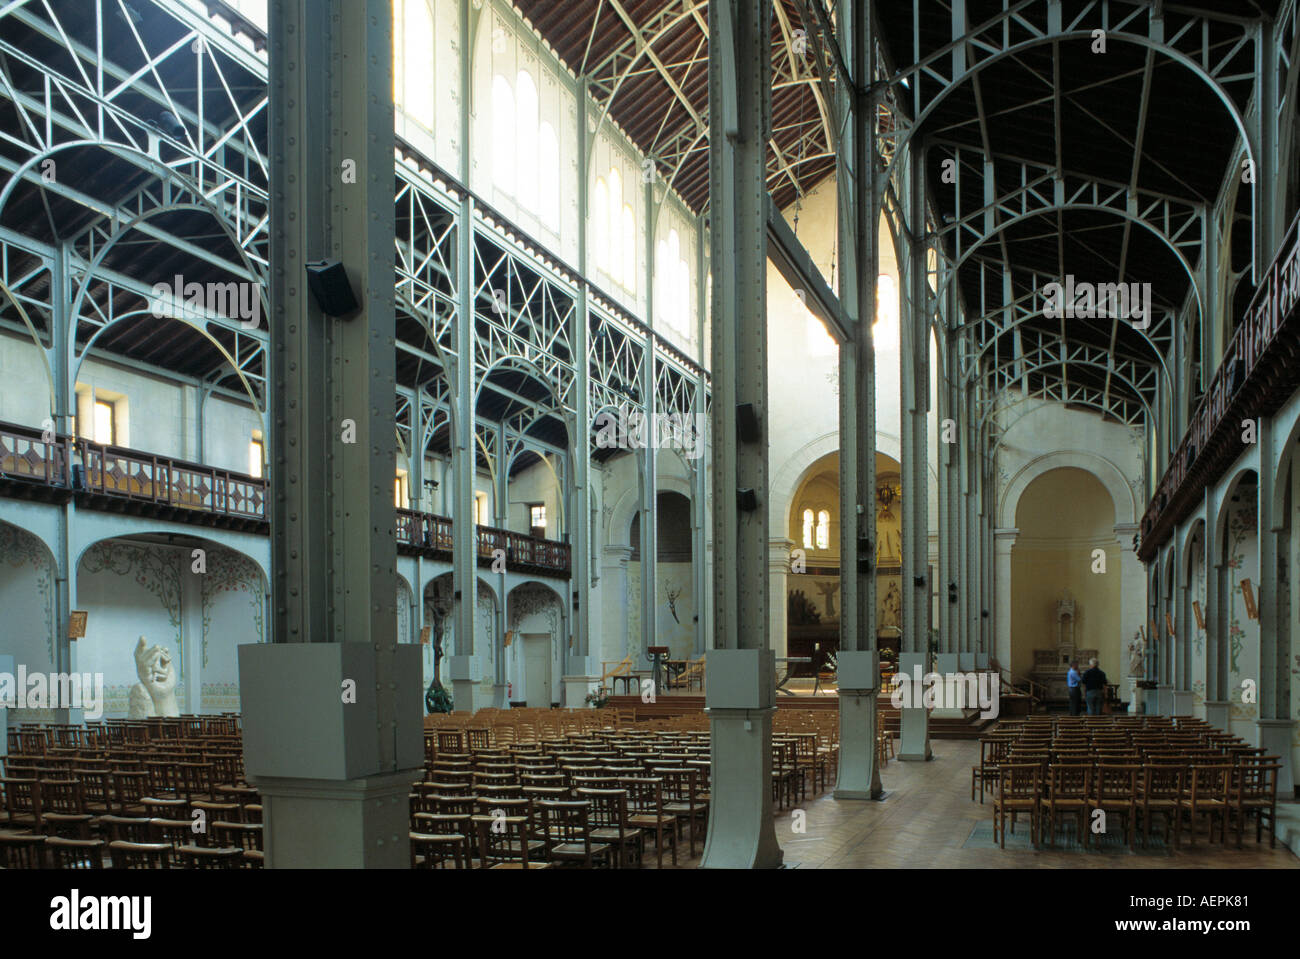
xmin=127 ymin=636 xmax=179 ymax=719
xmin=1127 ymin=631 xmax=1146 ymax=677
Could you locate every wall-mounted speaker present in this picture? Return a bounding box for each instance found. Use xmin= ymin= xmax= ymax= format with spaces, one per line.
xmin=736 ymin=403 xmax=761 ymax=443
xmin=737 ymin=487 xmax=758 ymax=512
xmin=306 ymin=259 xmax=360 ymax=317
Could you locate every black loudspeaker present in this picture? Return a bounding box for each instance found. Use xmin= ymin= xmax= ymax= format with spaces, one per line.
xmin=736 ymin=403 xmax=761 ymax=443
xmin=305 ymin=259 xmax=360 ymax=316
xmin=913 ymin=575 xmax=926 ymax=588
xmin=737 ymin=487 xmax=758 ymax=512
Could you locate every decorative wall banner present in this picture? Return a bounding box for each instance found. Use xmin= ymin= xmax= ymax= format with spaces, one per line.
xmin=68 ymin=610 xmax=88 ymax=639
xmin=1240 ymin=578 xmax=1258 ymax=620
xmin=1165 ymin=612 xmax=1175 ymax=637
xmin=1192 ymin=600 xmax=1205 ymax=630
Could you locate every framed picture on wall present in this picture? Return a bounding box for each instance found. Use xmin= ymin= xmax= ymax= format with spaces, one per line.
xmin=68 ymin=610 xmax=88 ymax=639
xmin=1240 ymin=579 xmax=1258 ymax=620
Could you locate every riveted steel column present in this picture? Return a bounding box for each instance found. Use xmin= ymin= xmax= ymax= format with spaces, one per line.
xmin=700 ymin=0 xmax=782 ymax=869
xmin=833 ymin=0 xmax=882 ymax=801
xmin=247 ymin=0 xmax=420 ymax=868
xmin=898 ymin=142 xmax=932 ymax=761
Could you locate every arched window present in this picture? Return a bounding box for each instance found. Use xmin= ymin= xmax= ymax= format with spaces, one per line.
xmin=538 ymin=121 xmax=559 ymax=229
xmin=816 ymin=509 xmax=830 ymax=550
xmin=607 ymin=167 xmax=623 ymax=285
xmin=801 ymin=509 xmax=814 ymax=549
xmin=492 ymin=74 xmax=515 ymax=195
xmin=621 ymin=204 xmax=636 ymax=294
xmin=593 ymin=177 xmax=609 ymax=271
xmin=397 ymin=0 xmax=435 ymax=128
xmin=515 ymin=70 xmax=539 ymax=213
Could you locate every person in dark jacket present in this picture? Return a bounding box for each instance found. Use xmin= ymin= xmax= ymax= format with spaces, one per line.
xmin=1081 ymin=658 xmax=1107 ymax=715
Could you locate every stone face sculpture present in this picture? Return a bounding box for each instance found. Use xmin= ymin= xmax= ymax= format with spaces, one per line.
xmin=127 ymin=636 xmax=180 ymax=719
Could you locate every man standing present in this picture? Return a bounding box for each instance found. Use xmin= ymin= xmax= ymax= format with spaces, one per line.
xmin=1066 ymin=661 xmax=1082 ymax=716
xmin=1081 ymin=658 xmax=1107 ymax=715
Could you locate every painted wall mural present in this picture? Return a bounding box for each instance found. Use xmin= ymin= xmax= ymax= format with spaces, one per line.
xmin=1224 ymin=499 xmax=1259 ymax=731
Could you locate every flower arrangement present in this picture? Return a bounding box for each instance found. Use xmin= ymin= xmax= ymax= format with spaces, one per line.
xmin=584 ymin=688 xmax=610 ymax=709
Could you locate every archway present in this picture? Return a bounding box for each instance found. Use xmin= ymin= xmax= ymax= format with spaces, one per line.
xmin=74 ymin=532 xmax=266 ymax=718
xmin=1214 ymin=470 xmax=1259 ymax=739
xmin=1010 ymin=468 xmax=1120 ymax=706
xmin=629 ymin=489 xmax=695 ymax=662
xmin=0 ymin=521 xmax=59 ymax=719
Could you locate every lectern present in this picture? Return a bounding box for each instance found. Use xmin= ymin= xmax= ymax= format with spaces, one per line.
xmin=646 ymin=646 xmax=670 ymax=696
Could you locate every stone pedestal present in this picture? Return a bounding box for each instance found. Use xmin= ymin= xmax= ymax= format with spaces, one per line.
xmin=834 ymin=651 xmax=882 ymax=799
xmin=700 ymin=649 xmax=782 ymax=869
xmin=1204 ymin=700 xmax=1231 ymax=732
xmin=1255 ymin=718 xmax=1296 ymax=796
xmin=1173 ymin=689 xmax=1195 ymax=715
xmin=253 ymin=771 xmax=416 ymax=868
xmin=896 ymin=654 xmax=932 ymax=761
xmin=1156 ymin=684 xmax=1174 ymax=716
xmin=563 ymin=675 xmax=599 ymax=707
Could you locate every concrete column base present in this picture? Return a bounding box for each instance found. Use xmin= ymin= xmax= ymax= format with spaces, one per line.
xmin=249 ymin=770 xmax=416 ymax=868
xmin=563 ymin=675 xmax=599 ymax=708
xmin=1173 ymin=690 xmax=1195 ymax=715
xmin=451 ymin=679 xmax=480 ymax=713
xmin=898 ymin=707 xmax=932 ymax=761
xmin=1156 ymin=684 xmax=1174 ymax=716
xmin=1204 ymin=701 xmax=1231 ymax=731
xmin=1255 ymin=718 xmax=1296 ymax=796
xmin=833 ymin=688 xmax=882 ymax=799
xmin=0 ymin=655 xmax=9 ymax=760
xmin=700 ymin=706 xmax=784 ymax=868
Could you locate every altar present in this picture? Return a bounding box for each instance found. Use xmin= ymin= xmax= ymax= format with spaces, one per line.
xmin=1029 ymin=589 xmax=1095 ymax=705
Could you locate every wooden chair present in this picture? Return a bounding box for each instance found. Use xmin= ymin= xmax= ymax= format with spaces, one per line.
xmin=471 ymin=799 xmax=546 ymax=868
xmin=620 ymin=777 xmax=678 ymax=868
xmin=177 ymin=844 xmax=245 ymax=869
xmin=0 ymin=831 xmax=46 ymax=868
xmin=992 ymin=764 xmax=1040 ymax=848
xmin=98 ymin=814 xmax=154 ymax=844
xmin=1 ymin=777 xmax=41 ymax=832
xmin=39 ymin=779 xmax=95 ymax=838
xmin=44 ymin=836 xmax=105 ymax=869
xmin=577 ymin=787 xmax=643 ymax=868
xmin=1181 ymin=764 xmax=1231 ymax=846
xmin=652 ymin=766 xmax=702 ymax=858
xmin=1138 ymin=764 xmax=1184 ymax=848
xmin=211 ymin=821 xmax=264 ymax=868
xmin=108 ymin=840 xmax=172 ymax=869
xmin=1230 ymin=761 xmax=1280 ymax=848
xmin=410 ymin=812 xmax=474 ymax=867
xmin=971 ymin=737 xmax=1011 ymax=804
xmin=538 ymin=800 xmax=611 ymax=867
xmin=149 ymin=818 xmax=198 ymax=866
xmin=1040 ymin=764 xmax=1091 ymax=847
xmin=1091 ymin=764 xmax=1139 ymax=847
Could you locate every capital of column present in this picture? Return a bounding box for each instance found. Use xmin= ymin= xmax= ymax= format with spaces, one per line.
xmin=601 ymin=544 xmax=634 ymax=568
xmin=1114 ymin=523 xmax=1140 ymax=551
xmin=768 ymin=537 xmax=795 ymax=572
xmin=992 ymin=527 xmax=1019 ymax=553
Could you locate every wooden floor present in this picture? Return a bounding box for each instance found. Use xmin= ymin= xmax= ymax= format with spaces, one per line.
xmin=662 ymin=739 xmax=1300 ymax=869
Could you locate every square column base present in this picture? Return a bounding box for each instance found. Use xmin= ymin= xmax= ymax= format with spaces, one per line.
xmin=563 ymin=675 xmax=599 ymax=708
xmin=451 ymin=679 xmax=480 ymax=713
xmin=1204 ymin=701 xmax=1231 ymax=731
xmin=897 ymin=707 xmax=932 ymax=761
xmin=1255 ymin=718 xmax=1296 ymax=796
xmin=1156 ymin=684 xmax=1174 ymax=716
xmin=834 ymin=688 xmax=882 ymax=799
xmin=249 ymin=770 xmax=417 ymax=868
xmin=1173 ymin=690 xmax=1195 ymax=715
xmin=700 ymin=706 xmax=784 ymax=869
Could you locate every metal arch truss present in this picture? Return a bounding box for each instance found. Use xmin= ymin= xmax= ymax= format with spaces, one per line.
xmin=581 ymin=0 xmax=834 ymax=209
xmin=0 ymin=0 xmax=711 ymax=484
xmin=874 ymin=0 xmax=1263 ymax=182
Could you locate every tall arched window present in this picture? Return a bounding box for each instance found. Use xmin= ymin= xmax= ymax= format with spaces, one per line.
xmin=607 ymin=167 xmax=623 ymax=285
xmin=395 ymin=0 xmax=435 ymax=128
xmin=801 ymin=509 xmax=814 ymax=549
xmin=515 ymin=70 xmax=539 ymax=213
xmin=593 ymin=177 xmax=609 ymax=267
xmin=538 ymin=121 xmax=559 ymax=229
xmin=492 ymin=74 xmax=515 ymax=195
xmin=816 ymin=509 xmax=830 ymax=550
xmin=621 ymin=203 xmax=636 ymax=294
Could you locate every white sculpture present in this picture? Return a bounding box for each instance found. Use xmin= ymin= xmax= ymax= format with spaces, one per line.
xmin=127 ymin=636 xmax=180 ymax=719
xmin=1127 ymin=631 xmax=1146 ymax=678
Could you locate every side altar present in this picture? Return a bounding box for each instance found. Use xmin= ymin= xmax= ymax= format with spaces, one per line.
xmin=1029 ymin=589 xmax=1095 ymax=705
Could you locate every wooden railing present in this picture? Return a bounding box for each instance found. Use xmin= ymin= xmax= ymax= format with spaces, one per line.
xmin=0 ymin=421 xmax=571 ymax=576
xmin=78 ymin=439 xmax=265 ymax=521
xmin=0 ymin=421 xmax=66 ymax=486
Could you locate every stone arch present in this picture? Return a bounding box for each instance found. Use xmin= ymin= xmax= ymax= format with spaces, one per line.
xmin=999 ymin=449 xmax=1137 ymax=529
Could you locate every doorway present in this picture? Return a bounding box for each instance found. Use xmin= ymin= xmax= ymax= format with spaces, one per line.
xmin=522 ymin=633 xmax=551 ymax=708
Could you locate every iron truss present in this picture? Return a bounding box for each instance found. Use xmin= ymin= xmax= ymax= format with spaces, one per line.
xmin=0 ymin=0 xmax=708 ymax=483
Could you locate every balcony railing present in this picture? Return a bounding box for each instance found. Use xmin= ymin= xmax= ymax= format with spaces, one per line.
xmin=0 ymin=423 xmax=571 ymax=576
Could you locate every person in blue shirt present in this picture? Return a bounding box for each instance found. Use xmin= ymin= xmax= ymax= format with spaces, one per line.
xmin=1066 ymin=661 xmax=1082 ymax=716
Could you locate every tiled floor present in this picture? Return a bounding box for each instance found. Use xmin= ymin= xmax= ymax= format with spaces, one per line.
xmin=664 ymin=739 xmax=1300 ymax=869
